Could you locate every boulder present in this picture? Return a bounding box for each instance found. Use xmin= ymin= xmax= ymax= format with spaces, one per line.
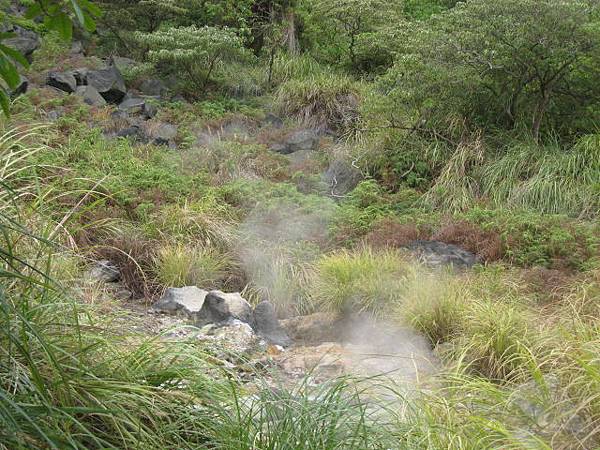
xmin=252 ymin=301 xmax=291 ymax=347
xmin=271 ymin=129 xmax=319 ymax=155
xmin=140 ymin=78 xmax=166 ymax=97
xmin=204 ymin=319 xmax=258 ymax=354
xmin=150 ymin=123 xmax=177 ymax=146
xmin=196 ymin=291 xmax=253 ymax=327
xmin=88 ymin=260 xmax=120 ymax=283
xmin=281 ymin=312 xmax=338 ymax=345
xmin=405 ymin=240 xmax=478 ymax=269
xmin=75 ymin=85 xmax=107 ymax=107
xmin=4 ymin=27 xmax=40 ymax=61
xmin=323 ymin=159 xmax=363 ymax=197
xmin=87 ymin=65 xmax=127 ymax=103
xmin=264 ymin=112 xmax=284 ymax=128
xmin=72 ymin=68 xmax=89 ymax=86
xmin=143 ymin=101 xmax=158 ymax=119
xmin=118 ymin=96 xmax=146 ymax=114
xmin=111 ymin=56 xmax=136 ymax=72
xmin=151 ymin=286 xmax=209 ymax=318
xmin=46 ymin=71 xmax=77 ymax=93
xmin=115 ymin=125 xmax=149 ymax=143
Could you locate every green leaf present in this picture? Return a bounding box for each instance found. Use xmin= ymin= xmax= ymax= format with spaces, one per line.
xmin=0 ymin=89 xmax=10 ymax=116
xmin=82 ymin=13 xmax=96 ymax=33
xmin=80 ymin=0 xmax=102 ymax=17
xmin=47 ymin=13 xmax=73 ymax=41
xmin=25 ymin=3 xmax=43 ymax=20
xmin=0 ymin=44 xmax=30 ymax=69
xmin=70 ymin=0 xmax=85 ymax=26
xmin=0 ymin=57 xmax=20 ymax=89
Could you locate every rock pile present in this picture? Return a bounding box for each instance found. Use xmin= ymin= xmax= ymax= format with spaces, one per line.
xmin=151 ymin=286 xmax=291 ymax=348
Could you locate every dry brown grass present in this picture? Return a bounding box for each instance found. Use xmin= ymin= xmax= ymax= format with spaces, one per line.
xmin=92 ymin=235 xmax=162 ymax=301
xmin=363 ymin=218 xmax=428 ymax=249
xmin=432 ymin=220 xmax=503 ymax=262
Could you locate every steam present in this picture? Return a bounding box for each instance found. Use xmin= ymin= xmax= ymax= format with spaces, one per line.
xmin=237 ymin=199 xmax=335 ymax=315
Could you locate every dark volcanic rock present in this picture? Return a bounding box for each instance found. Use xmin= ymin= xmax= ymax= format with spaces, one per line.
xmin=149 ymin=123 xmax=177 ymax=146
xmin=115 ymin=125 xmax=149 ymax=143
xmin=87 ymin=65 xmax=127 ymax=103
xmin=323 ymin=159 xmax=363 ymax=197
xmin=72 ymin=68 xmax=89 ymax=86
xmin=196 ymin=291 xmax=253 ymax=327
xmin=11 ymin=75 xmax=28 ymax=96
xmin=118 ymin=96 xmax=146 ymax=114
xmin=271 ymin=129 xmax=319 ymax=155
xmin=4 ymin=27 xmax=39 ymax=61
xmin=405 ymin=240 xmax=478 ymax=268
xmin=75 ymin=85 xmax=107 ymax=107
xmin=46 ymin=71 xmax=77 ymax=93
xmin=252 ymin=301 xmax=291 ymax=347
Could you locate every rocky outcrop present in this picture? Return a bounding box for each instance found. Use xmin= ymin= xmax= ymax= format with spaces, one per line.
xmin=252 ymin=301 xmax=291 ymax=347
xmin=118 ymin=96 xmax=158 ymax=119
xmin=46 ymin=71 xmax=77 ymax=93
xmin=5 ymin=27 xmax=40 ymax=61
xmin=75 ymin=85 xmax=107 ymax=107
xmin=323 ymin=159 xmax=363 ymax=197
xmin=140 ymin=79 xmax=167 ymax=97
xmin=118 ymin=96 xmax=146 ymax=114
xmin=149 ymin=123 xmax=177 ymax=146
xmin=196 ymin=291 xmax=253 ymax=326
xmin=12 ymin=75 xmax=28 ymax=96
xmin=87 ymin=65 xmax=127 ymax=103
xmin=270 ymin=129 xmax=319 ymax=154
xmin=151 ymin=286 xmax=209 ymax=316
xmin=405 ymin=240 xmax=478 ymax=268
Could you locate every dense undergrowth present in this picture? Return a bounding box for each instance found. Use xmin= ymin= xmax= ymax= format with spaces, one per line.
xmin=1 ymin=0 xmax=600 ymax=448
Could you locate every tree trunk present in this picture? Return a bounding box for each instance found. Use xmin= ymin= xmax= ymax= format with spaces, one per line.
xmin=284 ymin=9 xmax=298 ymax=55
xmin=532 ymin=88 xmax=551 ymax=143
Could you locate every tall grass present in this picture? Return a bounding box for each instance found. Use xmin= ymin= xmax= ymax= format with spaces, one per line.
xmin=154 ymin=243 xmax=228 ymax=288
xmin=482 ymin=134 xmax=600 ymax=217
xmin=311 ymin=246 xmax=419 ymax=316
xmin=425 ymin=133 xmax=600 ymax=217
xmin=275 ymin=72 xmax=363 ymax=136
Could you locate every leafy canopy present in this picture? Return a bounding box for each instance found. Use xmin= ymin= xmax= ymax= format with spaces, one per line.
xmin=379 ymin=0 xmax=600 ymax=141
xmin=136 ymin=25 xmax=252 ymax=94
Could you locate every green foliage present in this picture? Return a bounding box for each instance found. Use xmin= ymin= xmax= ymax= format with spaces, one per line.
xmin=380 ymin=0 xmax=600 ymax=141
xmin=458 ymin=207 xmax=599 ymax=270
xmin=481 ymin=134 xmax=600 ymax=217
xmin=136 ymin=25 xmax=252 ymax=96
xmin=0 ymin=0 xmax=99 ymax=115
xmin=302 ymin=0 xmax=402 ymax=72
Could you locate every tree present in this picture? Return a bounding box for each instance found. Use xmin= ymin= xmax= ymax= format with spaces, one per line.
xmin=0 ymin=0 xmax=100 ymax=114
xmin=381 ymin=0 xmax=600 ymax=142
xmin=305 ymin=0 xmax=403 ymax=70
xmin=136 ymin=25 xmax=252 ymax=95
